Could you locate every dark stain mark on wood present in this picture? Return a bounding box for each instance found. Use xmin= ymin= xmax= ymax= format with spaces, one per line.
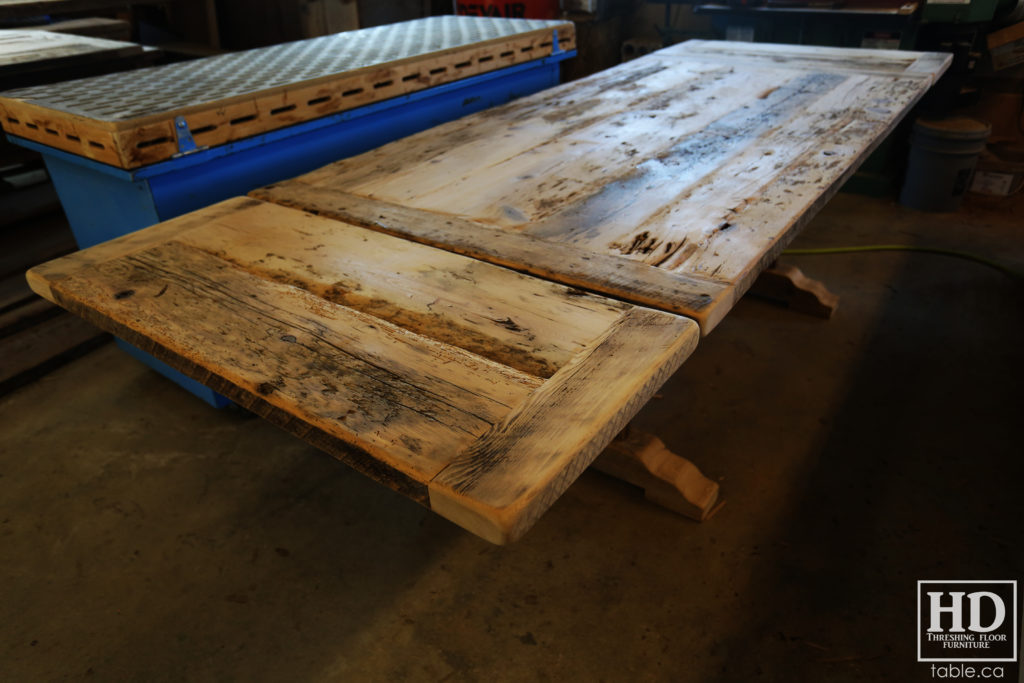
xmin=489 ymin=317 xmax=524 ymax=332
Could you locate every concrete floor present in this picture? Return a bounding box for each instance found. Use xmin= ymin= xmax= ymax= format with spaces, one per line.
xmin=1 ymin=191 xmax=1021 ymax=682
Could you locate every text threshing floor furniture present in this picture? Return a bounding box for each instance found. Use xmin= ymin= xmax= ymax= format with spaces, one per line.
xmin=27 ymin=41 xmax=950 ymax=543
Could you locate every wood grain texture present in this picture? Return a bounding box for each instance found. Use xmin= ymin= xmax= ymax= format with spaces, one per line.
xmin=0 ymin=17 xmax=575 ymax=168
xmin=28 ymin=197 xmax=697 ymax=542
xmin=593 ymin=430 xmax=720 ymax=522
xmin=0 ymin=28 xmax=138 ymax=67
xmin=255 ymin=40 xmax=949 ymax=333
xmin=22 ymin=17 xmax=132 ymax=42
xmin=0 ymin=28 xmax=140 ymax=85
xmin=428 ymin=308 xmax=699 ymax=544
xmin=250 ymin=185 xmax=730 ymax=327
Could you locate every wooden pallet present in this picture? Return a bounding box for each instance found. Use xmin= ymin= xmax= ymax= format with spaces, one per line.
xmin=0 ymin=16 xmax=575 ymax=169
xmin=253 ymin=40 xmax=949 ymax=333
xmin=27 ymin=197 xmax=698 ymax=543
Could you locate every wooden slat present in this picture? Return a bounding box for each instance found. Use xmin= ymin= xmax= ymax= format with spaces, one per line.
xmin=254 ymin=40 xmax=950 ymax=333
xmin=0 ymin=29 xmax=140 ymax=75
xmin=173 ymin=198 xmax=630 ymax=379
xmin=251 ymin=186 xmax=730 ymax=328
xmin=429 ymin=308 xmax=698 ymax=544
xmin=0 ymin=308 xmax=107 ymax=394
xmin=27 ymin=197 xmax=264 ymax=300
xmin=51 ymin=240 xmax=541 ymax=481
xmin=0 ymin=17 xmax=576 ymax=169
xmin=28 ymin=197 xmax=699 ymax=542
xmin=21 ymin=18 xmax=132 ymax=42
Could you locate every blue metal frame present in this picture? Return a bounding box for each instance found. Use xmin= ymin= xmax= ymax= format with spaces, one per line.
xmin=9 ymin=52 xmax=573 ymax=406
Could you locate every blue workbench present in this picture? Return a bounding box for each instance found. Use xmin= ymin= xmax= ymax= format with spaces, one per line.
xmin=9 ymin=52 xmax=574 ymax=406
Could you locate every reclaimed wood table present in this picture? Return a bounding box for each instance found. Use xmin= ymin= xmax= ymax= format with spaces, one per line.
xmin=27 ymin=41 xmax=950 ymax=543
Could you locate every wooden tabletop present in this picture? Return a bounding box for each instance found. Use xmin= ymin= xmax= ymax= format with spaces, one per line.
xmin=26 ymin=41 xmax=949 ymax=543
xmin=254 ymin=40 xmax=950 ymax=332
xmin=27 ymin=198 xmax=698 ymax=543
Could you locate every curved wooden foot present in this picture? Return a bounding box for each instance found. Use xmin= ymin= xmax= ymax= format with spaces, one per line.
xmin=592 ymin=429 xmax=720 ymax=521
xmin=749 ymin=261 xmax=839 ymax=319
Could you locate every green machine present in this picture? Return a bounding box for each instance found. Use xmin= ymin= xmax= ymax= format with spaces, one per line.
xmin=922 ymin=0 xmax=1008 ymax=25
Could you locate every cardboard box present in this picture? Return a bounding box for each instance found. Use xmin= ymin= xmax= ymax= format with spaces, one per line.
xmin=988 ymin=20 xmax=1024 ymax=71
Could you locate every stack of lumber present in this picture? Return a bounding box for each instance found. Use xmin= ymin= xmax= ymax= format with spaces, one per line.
xmin=1 ymin=212 xmax=106 ymax=396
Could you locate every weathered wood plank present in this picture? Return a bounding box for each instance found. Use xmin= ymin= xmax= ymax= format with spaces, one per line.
xmin=27 ymin=197 xmax=263 ymax=301
xmin=428 ymin=308 xmax=699 ymax=544
xmin=48 ymin=238 xmax=542 ymax=481
xmin=256 ymin=41 xmax=949 ymax=333
xmin=28 ymin=197 xmax=697 ymax=542
xmin=173 ymin=200 xmax=629 ymax=378
xmin=250 ymin=185 xmax=731 ymax=329
xmin=0 ymin=29 xmax=140 ymax=72
xmin=21 ymin=18 xmax=132 ymax=42
xmin=0 ymin=307 xmax=107 ymax=394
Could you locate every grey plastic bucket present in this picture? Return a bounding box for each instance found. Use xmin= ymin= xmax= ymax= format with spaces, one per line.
xmin=899 ymin=117 xmax=991 ymax=212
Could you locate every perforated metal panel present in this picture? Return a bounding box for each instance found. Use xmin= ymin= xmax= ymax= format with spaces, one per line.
xmin=3 ymin=16 xmax=567 ymax=121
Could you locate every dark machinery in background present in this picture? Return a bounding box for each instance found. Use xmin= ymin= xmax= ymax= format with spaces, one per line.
xmin=639 ymin=0 xmax=1024 ymax=193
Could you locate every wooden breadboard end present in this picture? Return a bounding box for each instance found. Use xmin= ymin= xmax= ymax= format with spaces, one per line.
xmin=0 ymin=16 xmax=574 ymax=169
xmin=26 ymin=197 xmax=697 ymax=544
